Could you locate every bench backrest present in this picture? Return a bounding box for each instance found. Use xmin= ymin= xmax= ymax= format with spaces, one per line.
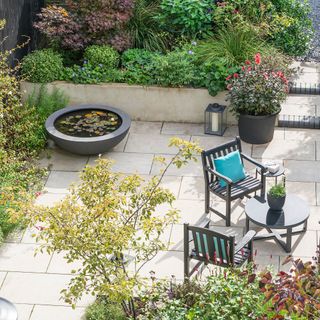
xmin=185 ymin=224 xmax=235 ymax=267
xmin=201 ymin=137 xmax=242 ymax=183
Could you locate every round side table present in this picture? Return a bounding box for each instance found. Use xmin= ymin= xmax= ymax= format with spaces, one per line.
xmin=0 ymin=298 xmax=17 ymax=320
xmin=245 ymin=194 xmax=309 ymax=253
xmin=256 ymin=165 xmax=285 ymax=185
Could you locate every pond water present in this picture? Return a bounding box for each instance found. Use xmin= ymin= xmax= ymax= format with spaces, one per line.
xmin=54 ymin=109 xmax=122 ymax=137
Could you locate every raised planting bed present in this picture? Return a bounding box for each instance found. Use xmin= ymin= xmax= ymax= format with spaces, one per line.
xmin=45 ymin=104 xmax=131 ymax=155
xmin=21 ymin=81 xmax=236 ymax=125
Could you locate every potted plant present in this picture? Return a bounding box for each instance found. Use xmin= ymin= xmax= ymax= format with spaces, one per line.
xmin=226 ymin=53 xmax=289 ymax=144
xmin=267 ymin=178 xmax=286 ymax=211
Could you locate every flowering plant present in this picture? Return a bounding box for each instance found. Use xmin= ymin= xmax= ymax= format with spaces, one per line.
xmin=226 ymin=53 xmax=289 ymax=116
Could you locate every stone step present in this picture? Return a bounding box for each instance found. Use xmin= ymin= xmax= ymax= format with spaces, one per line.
xmin=279 ymin=92 xmax=320 ymax=128
xmin=278 ymin=115 xmax=320 ymax=129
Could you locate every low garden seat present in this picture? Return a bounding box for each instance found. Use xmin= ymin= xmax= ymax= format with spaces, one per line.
xmin=201 ymin=136 xmax=266 ymax=226
xmin=184 ymin=223 xmax=256 ymax=278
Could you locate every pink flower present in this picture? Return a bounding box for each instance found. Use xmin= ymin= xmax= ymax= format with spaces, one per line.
xmin=35 ymin=192 xmax=42 ymax=198
xmin=227 ymin=84 xmax=232 ymax=90
xmin=247 ymin=66 xmax=252 ymax=72
xmin=241 ymin=66 xmax=245 ymax=71
xmin=245 ymin=60 xmax=251 ymax=65
xmin=254 ymin=53 xmax=261 ymax=65
xmin=277 ymin=71 xmax=284 ymax=78
xmin=226 ymin=75 xmax=232 ymax=81
xmin=263 ymin=73 xmax=269 ymax=80
xmin=233 ymin=73 xmax=239 ymax=78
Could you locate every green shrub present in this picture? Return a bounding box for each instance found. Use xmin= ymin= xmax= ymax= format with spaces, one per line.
xmin=85 ymin=298 xmax=126 ymax=320
xmin=121 ymin=49 xmax=157 ymax=85
xmin=84 ymin=45 xmax=120 ymax=69
xmin=137 ymin=270 xmax=266 ymax=319
xmin=24 ymin=85 xmax=69 ymax=152
xmin=195 ymin=26 xmax=264 ymax=67
xmin=187 ymin=271 xmax=265 ymax=319
xmin=128 ymin=0 xmax=170 ymax=52
xmin=269 ymin=0 xmax=313 ymax=56
xmin=1 ymin=21 xmax=48 ymax=244
xmin=158 ymin=0 xmax=214 ymax=37
xmin=62 ymin=64 xmax=124 ymax=84
xmin=150 ymin=50 xmax=196 ymax=87
xmin=21 ymin=49 xmax=64 ymax=83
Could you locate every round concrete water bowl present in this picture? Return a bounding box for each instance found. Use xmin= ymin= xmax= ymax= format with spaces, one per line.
xmin=45 ymin=104 xmax=131 ymax=155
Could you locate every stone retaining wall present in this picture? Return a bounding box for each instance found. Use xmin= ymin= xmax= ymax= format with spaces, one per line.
xmin=21 ymin=81 xmax=237 ymax=125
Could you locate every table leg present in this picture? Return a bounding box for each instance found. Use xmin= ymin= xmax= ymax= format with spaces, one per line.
xmin=285 ymin=227 xmax=292 ymax=253
xmin=246 ymin=217 xmax=250 ymax=233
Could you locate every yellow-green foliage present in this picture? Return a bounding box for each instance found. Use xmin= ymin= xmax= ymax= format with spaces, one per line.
xmin=16 ymin=139 xmax=201 ymax=308
xmin=0 ymin=21 xmax=62 ymax=242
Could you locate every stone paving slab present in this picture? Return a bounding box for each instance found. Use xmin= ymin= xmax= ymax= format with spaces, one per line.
xmin=15 ymin=304 xmax=34 ymax=320
xmin=0 ymin=243 xmax=51 ymax=273
xmin=46 ymin=253 xmax=82 ymax=275
xmin=151 ymin=154 xmax=203 ymax=177
xmin=285 ymin=160 xmax=320 ymax=182
xmin=253 ymin=139 xmax=315 ymax=161
xmin=130 ymin=121 xmax=163 ymax=134
xmin=136 ymin=250 xmax=184 ymax=280
xmin=191 ymin=135 xmax=253 ymax=156
xmin=88 ymin=152 xmax=154 ymax=174
xmin=0 ymin=273 xmax=94 ymax=306
xmin=0 ymin=272 xmax=6 ymax=287
xmin=253 ymin=230 xmax=317 ymax=258
xmin=39 ymin=149 xmax=89 ymax=172
xmin=111 ymin=133 xmax=130 ymax=152
xmin=307 ymin=206 xmax=320 ymax=230
xmin=162 ymin=122 xmax=204 ymax=136
xmin=283 ymin=94 xmax=320 ymax=105
xmin=30 ymin=305 xmax=85 ymax=320
xmin=35 ymin=193 xmax=67 ymax=207
xmin=285 ymin=181 xmax=316 ymax=205
xmin=44 ymin=171 xmax=81 ymax=194
xmin=280 ymin=104 xmax=317 ymax=116
xmin=179 ymin=176 xmax=205 ymax=200
xmin=125 ymin=133 xmax=190 ymax=154
xmin=284 ymin=128 xmax=320 ymax=141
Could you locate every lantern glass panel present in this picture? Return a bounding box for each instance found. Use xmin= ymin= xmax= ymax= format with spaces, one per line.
xmin=204 ymin=103 xmax=227 ymax=136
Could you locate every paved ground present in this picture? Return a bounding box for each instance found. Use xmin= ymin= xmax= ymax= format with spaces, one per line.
xmin=1 ymin=97 xmax=320 ymax=319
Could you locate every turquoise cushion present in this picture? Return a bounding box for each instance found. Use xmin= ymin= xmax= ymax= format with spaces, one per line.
xmin=214 ymin=150 xmax=246 ymax=187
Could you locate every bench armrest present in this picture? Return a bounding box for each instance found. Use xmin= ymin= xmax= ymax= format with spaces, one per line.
xmin=241 ymin=153 xmax=267 ymax=172
xmin=205 ymin=166 xmax=233 ymax=185
xmin=235 ymin=230 xmax=256 ymax=253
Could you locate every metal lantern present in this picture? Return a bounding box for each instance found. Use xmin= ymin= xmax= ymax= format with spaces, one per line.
xmin=204 ymin=103 xmax=227 ymax=136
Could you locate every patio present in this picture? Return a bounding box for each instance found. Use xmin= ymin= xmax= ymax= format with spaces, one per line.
xmin=0 ymin=97 xmax=320 ymax=318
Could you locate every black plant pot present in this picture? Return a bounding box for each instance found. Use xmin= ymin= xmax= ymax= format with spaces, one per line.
xmin=238 ymin=111 xmax=279 ymax=144
xmin=267 ymin=193 xmax=286 ymax=211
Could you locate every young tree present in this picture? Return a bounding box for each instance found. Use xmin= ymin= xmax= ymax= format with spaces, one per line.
xmin=16 ymin=138 xmax=201 ymax=317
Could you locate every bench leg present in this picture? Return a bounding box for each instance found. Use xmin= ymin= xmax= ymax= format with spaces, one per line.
xmin=205 ymin=187 xmax=210 ymax=214
xmin=226 ymin=199 xmax=231 ymax=227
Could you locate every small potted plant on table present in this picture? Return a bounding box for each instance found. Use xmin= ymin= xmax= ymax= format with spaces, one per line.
xmin=226 ymin=53 xmax=290 ymax=144
xmin=267 ymin=178 xmax=286 ymax=211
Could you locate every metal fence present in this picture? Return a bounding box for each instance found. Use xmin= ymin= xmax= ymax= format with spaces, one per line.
xmin=0 ymin=0 xmax=44 ymax=64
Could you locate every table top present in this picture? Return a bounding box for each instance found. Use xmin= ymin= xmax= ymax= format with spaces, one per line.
xmin=256 ymin=165 xmax=285 ymax=178
xmin=245 ymin=194 xmax=310 ymax=229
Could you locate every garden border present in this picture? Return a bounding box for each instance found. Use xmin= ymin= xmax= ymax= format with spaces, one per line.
xmin=21 ymin=81 xmax=236 ymax=125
